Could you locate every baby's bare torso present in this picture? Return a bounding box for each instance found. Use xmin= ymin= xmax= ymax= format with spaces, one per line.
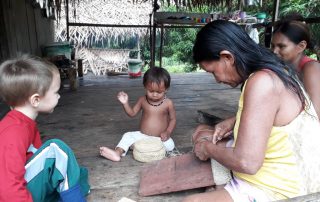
xmin=140 ymin=98 xmax=170 ymax=137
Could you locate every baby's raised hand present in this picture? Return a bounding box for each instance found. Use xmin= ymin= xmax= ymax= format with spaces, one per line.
xmin=117 ymin=91 xmax=129 ymax=104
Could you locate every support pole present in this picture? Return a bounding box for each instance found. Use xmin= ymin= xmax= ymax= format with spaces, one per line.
xmin=159 ymin=25 xmax=164 ymax=68
xmin=265 ymin=0 xmax=280 ymax=48
xmin=151 ymin=0 xmax=158 ymax=68
xmin=66 ymin=0 xmax=69 ymax=41
xmin=272 ymin=0 xmax=280 ymax=22
xmin=149 ymin=13 xmax=153 ymax=67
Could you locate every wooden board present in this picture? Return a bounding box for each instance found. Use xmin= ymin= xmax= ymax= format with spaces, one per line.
xmin=139 ymin=153 xmax=214 ymax=196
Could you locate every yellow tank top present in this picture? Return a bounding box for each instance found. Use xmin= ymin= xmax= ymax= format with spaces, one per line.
xmin=232 ymin=78 xmax=320 ymax=199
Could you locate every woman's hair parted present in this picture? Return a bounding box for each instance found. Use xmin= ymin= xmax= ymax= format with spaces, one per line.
xmin=0 ymin=55 xmax=59 ymax=107
xmin=193 ymin=20 xmax=306 ymax=107
xmin=143 ymin=67 xmax=171 ymax=89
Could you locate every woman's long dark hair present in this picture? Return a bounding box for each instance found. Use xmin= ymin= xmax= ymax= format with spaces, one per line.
xmin=193 ymin=20 xmax=306 ymax=107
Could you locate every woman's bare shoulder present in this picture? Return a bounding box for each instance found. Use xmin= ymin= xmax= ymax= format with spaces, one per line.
xmin=302 ymin=61 xmax=320 ymax=75
xmin=246 ymin=70 xmax=282 ymax=93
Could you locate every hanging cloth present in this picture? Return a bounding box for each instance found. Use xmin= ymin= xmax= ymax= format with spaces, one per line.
xmin=245 ymin=24 xmax=260 ymax=44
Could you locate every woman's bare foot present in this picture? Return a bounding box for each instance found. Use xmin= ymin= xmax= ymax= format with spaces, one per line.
xmin=100 ymin=147 xmax=121 ymax=161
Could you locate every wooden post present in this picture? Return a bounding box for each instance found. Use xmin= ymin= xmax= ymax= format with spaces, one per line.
xmin=137 ymin=35 xmax=141 ymax=60
xmin=272 ymin=0 xmax=280 ymax=23
xmin=150 ymin=0 xmax=158 ymax=68
xmin=159 ymin=25 xmax=164 ymax=68
xmin=265 ymin=0 xmax=280 ymax=48
xmin=149 ymin=13 xmax=154 ymax=68
xmin=0 ymin=0 xmax=9 ymax=60
xmin=151 ymin=17 xmax=156 ymax=68
xmin=66 ymin=0 xmax=69 ymax=41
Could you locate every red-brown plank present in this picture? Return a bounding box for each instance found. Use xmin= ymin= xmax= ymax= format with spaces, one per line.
xmin=139 ymin=153 xmax=214 ymax=196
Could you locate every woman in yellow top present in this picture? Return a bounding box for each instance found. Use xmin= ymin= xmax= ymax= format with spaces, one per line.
xmin=183 ymin=20 xmax=320 ymax=202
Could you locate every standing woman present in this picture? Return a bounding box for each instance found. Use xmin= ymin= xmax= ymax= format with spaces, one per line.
xmin=271 ymin=20 xmax=320 ymax=118
xmin=183 ymin=20 xmax=320 ymax=202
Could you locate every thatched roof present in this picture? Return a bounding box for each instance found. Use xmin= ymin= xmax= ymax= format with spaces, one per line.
xmin=55 ymin=0 xmax=153 ymax=47
xmin=54 ymin=0 xmax=236 ymax=46
xmin=51 ymin=0 xmax=235 ymax=75
xmin=56 ymin=0 xmax=234 ymax=16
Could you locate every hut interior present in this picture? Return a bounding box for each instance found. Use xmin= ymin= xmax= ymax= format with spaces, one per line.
xmin=1 ymin=0 xmax=320 ymax=201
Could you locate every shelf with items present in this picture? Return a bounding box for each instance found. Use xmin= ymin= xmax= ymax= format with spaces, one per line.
xmin=154 ymin=12 xmax=212 ymax=25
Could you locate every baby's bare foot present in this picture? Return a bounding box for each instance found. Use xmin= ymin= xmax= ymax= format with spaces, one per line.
xmin=100 ymin=147 xmax=121 ymax=161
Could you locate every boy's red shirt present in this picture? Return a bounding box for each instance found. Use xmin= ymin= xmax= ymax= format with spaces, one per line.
xmin=0 ymin=110 xmax=42 ymax=202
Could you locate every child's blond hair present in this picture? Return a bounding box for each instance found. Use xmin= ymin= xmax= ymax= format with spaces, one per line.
xmin=0 ymin=55 xmax=59 ymax=107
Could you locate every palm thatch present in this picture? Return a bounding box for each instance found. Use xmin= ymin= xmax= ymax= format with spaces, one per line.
xmin=55 ymin=0 xmax=152 ymax=46
xmin=52 ymin=0 xmax=234 ymax=75
xmin=54 ymin=0 xmax=152 ymax=75
xmin=77 ymin=48 xmax=132 ymax=75
xmin=54 ymin=0 xmax=235 ymax=20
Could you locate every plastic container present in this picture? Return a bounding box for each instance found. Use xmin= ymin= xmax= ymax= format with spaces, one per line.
xmin=256 ymin=12 xmax=267 ymax=23
xmin=128 ymin=59 xmax=143 ymax=78
xmin=43 ymin=42 xmax=72 ymax=59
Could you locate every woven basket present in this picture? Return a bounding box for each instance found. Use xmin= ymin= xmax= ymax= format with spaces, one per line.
xmin=210 ymin=159 xmax=232 ymax=185
xmin=133 ymin=138 xmax=166 ymax=163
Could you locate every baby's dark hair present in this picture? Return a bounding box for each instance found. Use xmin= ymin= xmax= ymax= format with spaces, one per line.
xmin=143 ymin=67 xmax=171 ymax=89
xmin=0 ymin=55 xmax=59 ymax=107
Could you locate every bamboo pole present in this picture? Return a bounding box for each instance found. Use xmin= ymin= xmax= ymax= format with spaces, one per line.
xmin=66 ymin=0 xmax=69 ymax=41
xmin=159 ymin=25 xmax=164 ymax=68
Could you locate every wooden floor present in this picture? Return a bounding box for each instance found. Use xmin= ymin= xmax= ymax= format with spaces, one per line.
xmin=33 ymin=72 xmax=240 ymax=202
xmin=1 ymin=72 xmax=319 ymax=201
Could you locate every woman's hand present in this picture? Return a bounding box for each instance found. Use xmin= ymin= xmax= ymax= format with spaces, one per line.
xmin=192 ymin=128 xmax=214 ymax=145
xmin=117 ymin=91 xmax=128 ymax=104
xmin=211 ymin=116 xmax=235 ymax=144
xmin=192 ymin=116 xmax=235 ymax=145
xmin=193 ymin=140 xmax=210 ymax=161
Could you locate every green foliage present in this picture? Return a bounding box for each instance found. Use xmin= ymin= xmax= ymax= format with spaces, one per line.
xmin=165 ymin=65 xmax=186 ymax=73
xmin=162 ymin=27 xmax=199 ymax=71
xmin=279 ymin=0 xmax=320 ymax=17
